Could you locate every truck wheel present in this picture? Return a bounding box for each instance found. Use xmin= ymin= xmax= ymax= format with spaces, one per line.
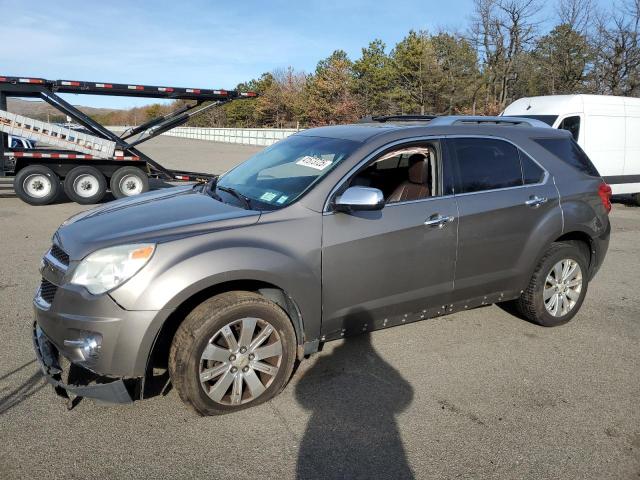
xmin=169 ymin=291 xmax=297 ymax=416
xmin=14 ymin=165 xmax=60 ymax=206
xmin=110 ymin=166 xmax=149 ymax=198
xmin=509 ymin=242 xmax=589 ymax=327
xmin=63 ymin=166 xmax=107 ymax=204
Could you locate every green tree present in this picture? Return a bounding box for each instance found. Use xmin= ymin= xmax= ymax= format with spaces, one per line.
xmin=532 ymin=24 xmax=591 ymax=94
xmin=390 ymin=30 xmax=440 ymax=115
xmin=352 ymin=40 xmax=395 ymax=116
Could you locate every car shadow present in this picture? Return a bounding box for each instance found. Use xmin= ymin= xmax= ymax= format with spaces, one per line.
xmin=294 ymin=311 xmax=415 ymax=479
xmin=0 ymin=359 xmax=46 ymax=415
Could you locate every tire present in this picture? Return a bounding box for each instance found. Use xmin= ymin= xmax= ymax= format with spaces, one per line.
xmin=169 ymin=291 xmax=297 ymax=415
xmin=63 ymin=166 xmax=107 ymax=204
xmin=110 ymin=166 xmax=149 ymax=199
xmin=633 ymin=192 xmax=640 ymax=207
xmin=14 ymin=165 xmax=60 ymax=206
xmin=509 ymin=242 xmax=589 ymax=327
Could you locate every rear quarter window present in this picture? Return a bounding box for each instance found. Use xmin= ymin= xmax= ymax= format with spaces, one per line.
xmin=533 ymin=138 xmax=600 ymax=177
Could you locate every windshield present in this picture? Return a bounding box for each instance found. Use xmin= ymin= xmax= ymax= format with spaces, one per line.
xmin=504 ymin=114 xmax=558 ymax=126
xmin=216 ymin=135 xmax=360 ymax=209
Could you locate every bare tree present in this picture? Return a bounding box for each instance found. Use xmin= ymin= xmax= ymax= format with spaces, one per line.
xmin=557 ymin=0 xmax=594 ymax=33
xmin=591 ymin=0 xmax=640 ymax=95
xmin=469 ymin=0 xmax=542 ymax=108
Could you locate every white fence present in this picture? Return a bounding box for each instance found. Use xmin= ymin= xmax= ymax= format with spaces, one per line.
xmin=162 ymin=127 xmax=301 ymax=146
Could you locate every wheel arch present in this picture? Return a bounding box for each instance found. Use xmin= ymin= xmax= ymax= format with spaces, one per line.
xmin=145 ymin=278 xmax=307 ymax=381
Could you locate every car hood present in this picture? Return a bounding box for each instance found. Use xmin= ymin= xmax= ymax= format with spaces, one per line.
xmin=55 ymin=185 xmax=260 ymax=260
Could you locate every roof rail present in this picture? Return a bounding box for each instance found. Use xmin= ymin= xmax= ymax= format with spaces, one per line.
xmin=360 ymin=115 xmax=437 ymax=123
xmin=428 ymin=115 xmax=551 ymax=128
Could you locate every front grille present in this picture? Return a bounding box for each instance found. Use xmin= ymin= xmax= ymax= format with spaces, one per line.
xmin=49 ymin=244 xmax=70 ymax=266
xmin=39 ymin=278 xmax=58 ymax=304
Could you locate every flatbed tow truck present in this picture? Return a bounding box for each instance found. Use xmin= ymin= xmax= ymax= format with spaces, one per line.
xmin=0 ymin=76 xmax=256 ymax=205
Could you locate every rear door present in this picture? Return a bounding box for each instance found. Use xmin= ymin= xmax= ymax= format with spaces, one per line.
xmin=446 ymin=136 xmax=560 ymax=303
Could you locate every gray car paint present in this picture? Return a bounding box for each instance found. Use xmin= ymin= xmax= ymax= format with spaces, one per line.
xmin=33 ymin=121 xmax=610 ymax=395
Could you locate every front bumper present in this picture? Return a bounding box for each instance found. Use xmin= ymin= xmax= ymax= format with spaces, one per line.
xmin=33 ymin=322 xmax=133 ymax=403
xmin=33 ymin=279 xmax=172 ymax=378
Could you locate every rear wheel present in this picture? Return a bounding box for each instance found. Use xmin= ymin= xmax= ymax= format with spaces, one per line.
xmin=633 ymin=192 xmax=640 ymax=206
xmin=63 ymin=166 xmax=107 ymax=204
xmin=509 ymin=242 xmax=589 ymax=327
xmin=169 ymin=291 xmax=297 ymax=415
xmin=14 ymin=165 xmax=60 ymax=206
xmin=110 ymin=166 xmax=149 ymax=199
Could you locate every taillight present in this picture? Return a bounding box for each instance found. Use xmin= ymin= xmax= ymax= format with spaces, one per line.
xmin=598 ymin=183 xmax=612 ymax=213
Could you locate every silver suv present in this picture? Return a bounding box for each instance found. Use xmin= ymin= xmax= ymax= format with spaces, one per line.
xmin=33 ymin=116 xmax=611 ymax=415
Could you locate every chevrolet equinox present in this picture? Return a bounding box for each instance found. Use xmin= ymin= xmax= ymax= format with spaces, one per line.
xmin=33 ymin=116 xmax=611 ymax=415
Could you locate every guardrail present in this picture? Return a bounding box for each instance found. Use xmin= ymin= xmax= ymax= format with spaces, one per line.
xmin=163 ymin=127 xmax=301 ymax=146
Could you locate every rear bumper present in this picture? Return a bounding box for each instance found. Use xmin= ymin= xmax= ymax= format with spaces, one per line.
xmin=33 ymin=322 xmax=134 ymax=403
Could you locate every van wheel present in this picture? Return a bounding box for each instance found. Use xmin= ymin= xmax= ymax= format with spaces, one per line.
xmin=14 ymin=165 xmax=60 ymax=205
xmin=110 ymin=166 xmax=149 ymax=198
xmin=633 ymin=193 xmax=640 ymax=206
xmin=509 ymin=242 xmax=589 ymax=327
xmin=169 ymin=291 xmax=297 ymax=415
xmin=63 ymin=166 xmax=107 ymax=204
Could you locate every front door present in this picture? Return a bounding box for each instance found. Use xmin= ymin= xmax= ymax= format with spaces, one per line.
xmin=320 ymin=141 xmax=458 ymax=340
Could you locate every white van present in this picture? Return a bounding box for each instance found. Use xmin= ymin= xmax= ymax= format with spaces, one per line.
xmin=503 ymin=94 xmax=640 ymax=204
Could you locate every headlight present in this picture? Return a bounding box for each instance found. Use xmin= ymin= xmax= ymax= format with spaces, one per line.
xmin=71 ymin=243 xmax=155 ymax=295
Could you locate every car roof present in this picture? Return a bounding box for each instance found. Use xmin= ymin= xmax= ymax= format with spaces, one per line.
xmin=295 ymin=117 xmax=566 ymax=143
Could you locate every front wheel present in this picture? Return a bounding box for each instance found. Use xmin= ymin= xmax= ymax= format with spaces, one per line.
xmin=169 ymin=291 xmax=297 ymax=415
xmin=509 ymin=242 xmax=589 ymax=327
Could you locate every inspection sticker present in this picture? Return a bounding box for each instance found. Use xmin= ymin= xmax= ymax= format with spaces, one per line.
xmin=276 ymin=195 xmax=289 ymax=204
xmin=295 ymin=155 xmax=332 ymax=171
xmin=259 ymin=191 xmax=279 ymax=202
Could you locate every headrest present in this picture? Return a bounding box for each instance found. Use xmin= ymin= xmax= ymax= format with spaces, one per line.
xmin=408 ymin=154 xmax=428 ymax=184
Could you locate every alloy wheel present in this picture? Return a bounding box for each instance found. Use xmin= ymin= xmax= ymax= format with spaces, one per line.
xmin=199 ymin=317 xmax=283 ymax=405
xmin=544 ymin=259 xmax=583 ymax=317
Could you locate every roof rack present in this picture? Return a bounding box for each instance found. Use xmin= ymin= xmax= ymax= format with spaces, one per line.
xmin=360 ymin=115 xmax=437 ymax=123
xmin=428 ymin=115 xmax=551 ymax=128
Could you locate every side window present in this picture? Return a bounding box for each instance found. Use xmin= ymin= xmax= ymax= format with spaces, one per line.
xmin=349 ymin=143 xmax=440 ymax=203
xmin=558 ymin=116 xmax=581 ymax=141
xmin=521 ymin=152 xmax=545 ymax=184
xmin=450 ymin=138 xmax=522 ymax=193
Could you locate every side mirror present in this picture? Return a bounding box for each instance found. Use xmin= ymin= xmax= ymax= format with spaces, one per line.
xmin=334 ymin=186 xmax=385 ymax=212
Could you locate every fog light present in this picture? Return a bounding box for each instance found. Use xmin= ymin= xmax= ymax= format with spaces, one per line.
xmin=64 ymin=332 xmax=102 ymax=360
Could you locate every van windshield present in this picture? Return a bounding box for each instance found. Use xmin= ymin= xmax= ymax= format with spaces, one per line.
xmin=504 ymin=115 xmax=558 ymax=126
xmin=216 ymin=135 xmax=360 ymax=210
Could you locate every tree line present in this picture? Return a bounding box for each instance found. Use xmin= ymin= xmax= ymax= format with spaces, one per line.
xmin=98 ymin=0 xmax=639 ymax=128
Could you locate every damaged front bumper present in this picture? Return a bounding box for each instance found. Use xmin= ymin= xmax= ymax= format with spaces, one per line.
xmin=33 ymin=323 xmax=134 ymax=404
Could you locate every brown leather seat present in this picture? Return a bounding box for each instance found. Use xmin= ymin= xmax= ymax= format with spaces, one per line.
xmin=387 ymin=154 xmax=431 ymax=203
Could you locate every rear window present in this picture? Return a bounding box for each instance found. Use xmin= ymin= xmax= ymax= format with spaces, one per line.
xmin=533 ymin=138 xmax=600 ymax=177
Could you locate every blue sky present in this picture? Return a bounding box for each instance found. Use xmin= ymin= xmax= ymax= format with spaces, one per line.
xmin=1 ymin=0 xmax=610 ymax=109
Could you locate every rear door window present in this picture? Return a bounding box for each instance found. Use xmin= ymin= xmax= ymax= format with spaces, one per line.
xmin=449 ymin=138 xmax=523 ymax=193
xmin=534 ymin=137 xmax=600 ymax=177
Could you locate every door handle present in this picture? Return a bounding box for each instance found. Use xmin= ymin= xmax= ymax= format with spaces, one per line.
xmin=424 ymin=215 xmax=454 ymax=228
xmin=525 ymin=196 xmax=548 ymax=208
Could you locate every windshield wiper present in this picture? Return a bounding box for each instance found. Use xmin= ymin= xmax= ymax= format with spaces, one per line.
xmin=217 ymin=185 xmax=253 ymax=209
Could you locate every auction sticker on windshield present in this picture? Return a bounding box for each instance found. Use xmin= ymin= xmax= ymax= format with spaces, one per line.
xmin=295 ymin=155 xmax=333 ymax=171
